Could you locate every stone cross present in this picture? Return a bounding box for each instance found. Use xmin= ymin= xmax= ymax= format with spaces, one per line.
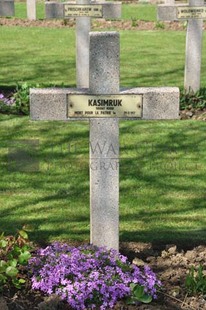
xmin=30 ymin=32 xmax=179 ymax=251
xmin=158 ymin=0 xmax=205 ymax=92
xmin=45 ymin=0 xmax=121 ymax=88
xmin=0 ymin=0 xmax=14 ymax=17
xmin=27 ymin=0 xmax=36 ymax=20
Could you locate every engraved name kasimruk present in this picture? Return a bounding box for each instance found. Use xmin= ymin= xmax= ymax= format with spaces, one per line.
xmin=67 ymin=94 xmax=143 ymax=118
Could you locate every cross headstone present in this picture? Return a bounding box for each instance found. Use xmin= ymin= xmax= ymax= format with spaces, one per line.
xmin=27 ymin=0 xmax=36 ymax=20
xmin=30 ymin=31 xmax=179 ymax=251
xmin=158 ymin=0 xmax=205 ymax=92
xmin=0 ymin=0 xmax=14 ymax=17
xmin=45 ymin=0 xmax=121 ymax=88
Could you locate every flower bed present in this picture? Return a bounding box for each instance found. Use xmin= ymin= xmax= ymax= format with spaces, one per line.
xmin=28 ymin=242 xmax=161 ymax=309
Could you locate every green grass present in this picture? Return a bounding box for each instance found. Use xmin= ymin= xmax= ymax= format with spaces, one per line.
xmin=122 ymin=4 xmax=157 ymax=21
xmin=1 ymin=27 xmax=206 ymax=89
xmin=120 ymin=120 xmax=206 ymax=244
xmin=0 ymin=27 xmax=76 ymax=88
xmin=120 ymin=31 xmax=187 ymax=88
xmin=15 ymin=2 xmax=45 ymax=19
xmin=0 ymin=115 xmax=205 ymax=245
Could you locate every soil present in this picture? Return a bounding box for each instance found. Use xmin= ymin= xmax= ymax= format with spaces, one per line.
xmin=1 ymin=242 xmax=206 ymax=310
xmin=180 ymin=108 xmax=206 ymax=121
xmin=1 ymin=17 xmax=206 ymax=31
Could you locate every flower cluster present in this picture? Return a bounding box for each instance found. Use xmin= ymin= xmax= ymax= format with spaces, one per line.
xmin=0 ymin=93 xmax=15 ymax=106
xmin=29 ymin=242 xmax=161 ymax=310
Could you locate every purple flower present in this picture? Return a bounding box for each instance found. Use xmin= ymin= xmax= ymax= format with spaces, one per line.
xmin=0 ymin=93 xmax=15 ymax=106
xmin=28 ymin=243 xmax=161 ymax=309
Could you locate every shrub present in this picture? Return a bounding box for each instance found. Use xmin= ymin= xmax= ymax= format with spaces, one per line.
xmin=0 ymin=93 xmax=16 ymax=114
xmin=29 ymin=242 xmax=161 ymax=309
xmin=0 ymin=229 xmax=32 ymax=290
xmin=0 ymin=82 xmax=39 ymax=115
xmin=180 ymin=88 xmax=206 ymax=110
xmin=12 ymin=82 xmax=31 ymax=115
xmin=185 ymin=265 xmax=206 ymax=296
xmin=131 ymin=17 xmax=139 ymax=27
xmin=155 ymin=21 xmax=165 ymax=30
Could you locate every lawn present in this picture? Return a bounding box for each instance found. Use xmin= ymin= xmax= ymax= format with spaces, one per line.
xmin=0 ymin=114 xmax=205 ymax=245
xmin=1 ymin=26 xmax=206 ymax=89
xmin=0 ymin=27 xmax=76 ymax=88
xmin=0 ymin=7 xmax=206 ymax=245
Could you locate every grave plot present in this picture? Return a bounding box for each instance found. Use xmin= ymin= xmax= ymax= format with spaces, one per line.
xmin=30 ymin=31 xmax=179 ymax=251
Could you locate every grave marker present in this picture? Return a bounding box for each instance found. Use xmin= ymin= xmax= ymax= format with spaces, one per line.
xmin=158 ymin=0 xmax=205 ymax=92
xmin=0 ymin=0 xmax=14 ymax=17
xmin=45 ymin=0 xmax=121 ymax=88
xmin=30 ymin=32 xmax=179 ymax=251
xmin=27 ymin=0 xmax=36 ymax=20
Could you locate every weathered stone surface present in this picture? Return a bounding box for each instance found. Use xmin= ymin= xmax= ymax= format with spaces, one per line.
xmin=121 ymin=87 xmax=180 ymax=120
xmin=184 ymin=0 xmax=204 ymax=92
xmin=27 ymin=0 xmax=36 ymax=20
xmin=89 ymin=32 xmax=120 ymax=95
xmin=102 ymin=2 xmax=121 ymax=19
xmin=45 ymin=1 xmax=64 ymax=19
xmin=76 ymin=0 xmax=91 ymax=88
xmin=45 ymin=1 xmax=121 ymax=20
xmin=89 ymin=32 xmax=120 ymax=251
xmin=157 ymin=4 xmax=178 ymax=21
xmin=0 ymin=0 xmax=14 ymax=17
xmin=30 ymin=88 xmax=87 ymax=120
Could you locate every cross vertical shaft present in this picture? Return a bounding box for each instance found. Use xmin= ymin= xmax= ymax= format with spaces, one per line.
xmin=89 ymin=32 xmax=120 ymax=251
xmin=27 ymin=0 xmax=36 ymax=20
xmin=184 ymin=0 xmax=204 ymax=92
xmin=76 ymin=0 xmax=91 ymax=88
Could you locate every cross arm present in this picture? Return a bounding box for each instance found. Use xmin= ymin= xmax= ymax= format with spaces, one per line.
xmin=30 ymin=87 xmax=179 ymax=121
xmin=45 ymin=1 xmax=121 ymax=20
xmin=30 ymin=88 xmax=87 ymax=120
xmin=158 ymin=4 xmax=206 ymax=21
xmin=121 ymin=87 xmax=179 ymax=120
